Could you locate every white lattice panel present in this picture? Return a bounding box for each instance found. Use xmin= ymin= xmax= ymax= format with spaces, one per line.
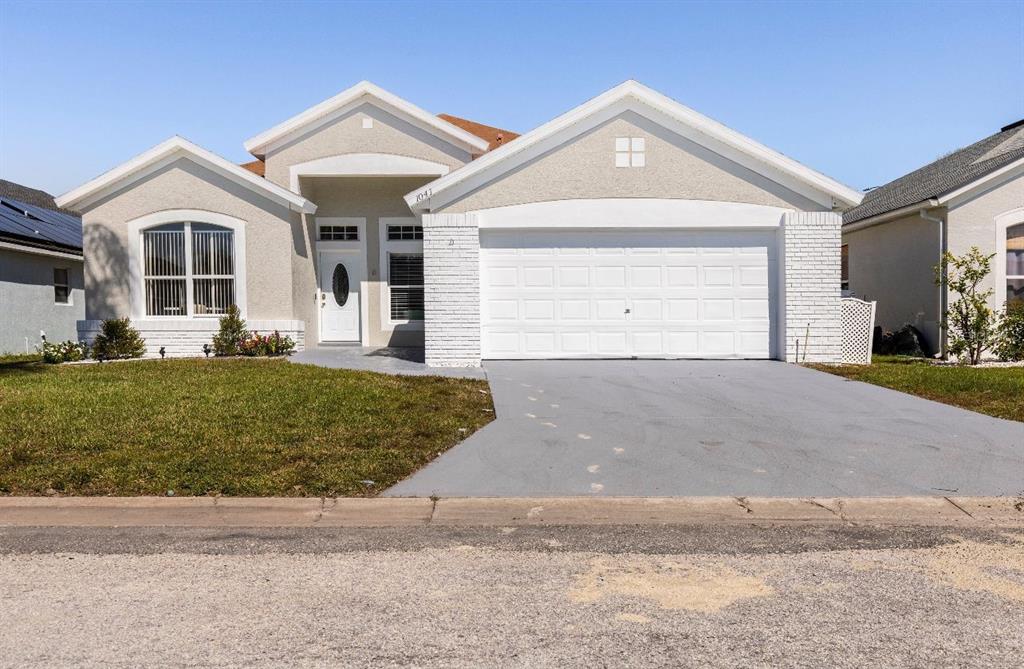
xmin=840 ymin=298 xmax=876 ymax=364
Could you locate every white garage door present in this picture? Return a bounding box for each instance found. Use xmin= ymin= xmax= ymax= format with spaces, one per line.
xmin=480 ymin=229 xmax=777 ymax=359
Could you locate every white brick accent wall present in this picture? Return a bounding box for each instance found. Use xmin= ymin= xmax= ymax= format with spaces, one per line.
xmin=781 ymin=211 xmax=842 ymax=363
xmin=423 ymin=213 xmax=481 ymax=367
xmin=77 ymin=319 xmax=305 ymax=357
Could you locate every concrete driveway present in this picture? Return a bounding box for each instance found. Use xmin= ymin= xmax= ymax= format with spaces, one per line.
xmin=386 ymin=360 xmax=1024 ymax=497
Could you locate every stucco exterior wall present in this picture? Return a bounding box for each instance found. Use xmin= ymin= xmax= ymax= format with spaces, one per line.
xmin=437 ymin=112 xmax=826 ymax=214
xmin=80 ymin=158 xmax=300 ymax=322
xmin=0 ymin=248 xmax=84 ymax=353
xmin=262 ymin=102 xmax=472 ymax=188
xmin=300 ymin=176 xmax=431 ymax=347
xmin=842 ymin=212 xmax=942 ymax=351
xmin=947 ymin=174 xmax=1024 ymax=311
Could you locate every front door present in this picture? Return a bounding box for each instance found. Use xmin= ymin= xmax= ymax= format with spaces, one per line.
xmin=319 ymin=250 xmax=365 ymax=342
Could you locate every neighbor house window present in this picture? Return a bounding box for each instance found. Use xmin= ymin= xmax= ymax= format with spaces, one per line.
xmin=388 ymin=253 xmax=424 ymax=320
xmin=53 ymin=268 xmax=70 ymax=304
xmin=1008 ymin=223 xmax=1024 ymax=307
xmin=319 ymin=224 xmax=359 ymax=241
xmin=615 ymin=137 xmax=645 ymax=168
xmin=841 ymin=244 xmax=849 ymax=292
xmin=387 ymin=224 xmax=423 ymax=241
xmin=143 ymin=222 xmax=234 ymax=316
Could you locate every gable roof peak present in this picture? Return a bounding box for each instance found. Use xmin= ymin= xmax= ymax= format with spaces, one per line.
xmin=242 ymin=81 xmax=491 ymax=157
xmin=55 ymin=135 xmax=316 ymax=214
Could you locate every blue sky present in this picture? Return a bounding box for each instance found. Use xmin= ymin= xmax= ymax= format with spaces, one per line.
xmin=1 ymin=0 xmax=1021 ymax=197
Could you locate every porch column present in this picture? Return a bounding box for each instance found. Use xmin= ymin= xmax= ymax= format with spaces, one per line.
xmin=422 ymin=212 xmax=481 ymax=367
xmin=781 ymin=211 xmax=843 ymax=363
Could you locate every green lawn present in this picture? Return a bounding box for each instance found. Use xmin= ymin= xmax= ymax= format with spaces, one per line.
xmin=0 ymin=357 xmax=493 ymax=496
xmin=810 ymin=356 xmax=1024 ymax=422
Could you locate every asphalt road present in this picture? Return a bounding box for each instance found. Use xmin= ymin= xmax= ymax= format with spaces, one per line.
xmin=388 ymin=360 xmax=1024 ymax=497
xmin=2 ymin=523 xmax=1022 ymax=668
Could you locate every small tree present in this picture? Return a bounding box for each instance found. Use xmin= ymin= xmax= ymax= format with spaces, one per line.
xmin=934 ymin=247 xmax=998 ymax=365
xmin=91 ymin=318 xmax=146 ymax=360
xmin=212 ymin=305 xmax=249 ymax=356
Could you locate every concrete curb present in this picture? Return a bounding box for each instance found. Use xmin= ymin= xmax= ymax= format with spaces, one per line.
xmin=0 ymin=496 xmax=1021 ymax=528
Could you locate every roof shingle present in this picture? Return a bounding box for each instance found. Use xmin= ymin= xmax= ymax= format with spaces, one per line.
xmin=844 ymin=121 xmax=1024 ymax=225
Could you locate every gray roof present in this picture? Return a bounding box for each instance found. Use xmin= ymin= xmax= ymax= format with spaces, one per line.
xmin=843 ymin=120 xmax=1024 ymax=225
xmin=0 ymin=179 xmax=79 ymax=216
xmin=0 ymin=194 xmax=83 ymax=255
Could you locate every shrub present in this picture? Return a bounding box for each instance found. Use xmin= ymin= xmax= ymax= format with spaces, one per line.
xmin=873 ymin=324 xmax=928 ymax=357
xmin=39 ymin=340 xmax=89 ymax=364
xmin=239 ymin=331 xmax=295 ymax=357
xmin=91 ymin=318 xmax=146 ymax=360
xmin=212 ymin=305 xmax=249 ymax=356
xmin=994 ymin=303 xmax=1024 ymax=361
xmin=935 ymin=247 xmax=999 ymax=365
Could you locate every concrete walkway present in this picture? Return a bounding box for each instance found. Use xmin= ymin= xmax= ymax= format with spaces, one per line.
xmin=290 ymin=346 xmax=486 ymax=379
xmin=387 ymin=360 xmax=1024 ymax=497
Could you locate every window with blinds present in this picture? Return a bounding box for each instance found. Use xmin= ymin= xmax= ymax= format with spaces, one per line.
xmin=142 ymin=222 xmax=235 ymax=316
xmin=1008 ymin=223 xmax=1024 ymax=307
xmin=388 ymin=253 xmax=424 ymax=320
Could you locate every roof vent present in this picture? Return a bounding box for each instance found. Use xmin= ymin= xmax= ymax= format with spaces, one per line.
xmin=1001 ymin=119 xmax=1024 ymax=133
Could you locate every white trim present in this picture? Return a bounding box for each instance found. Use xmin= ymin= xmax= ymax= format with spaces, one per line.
xmin=0 ymin=240 xmax=83 ymax=261
xmin=938 ymin=157 xmax=1024 ymax=208
xmin=378 ymin=217 xmax=425 ymax=330
xmin=288 ymin=153 xmax=450 ymax=192
xmin=406 ymin=80 xmax=863 ymax=211
xmin=841 ymin=200 xmax=941 ymax=233
xmin=55 ymin=136 xmax=317 ymax=214
xmin=126 ymin=209 xmax=248 ymax=320
xmin=471 ymin=199 xmax=790 ymax=230
xmin=995 ymin=206 xmax=1024 ymax=309
xmin=243 ymin=81 xmax=489 ymax=156
xmin=315 ymin=217 xmax=367 ymax=344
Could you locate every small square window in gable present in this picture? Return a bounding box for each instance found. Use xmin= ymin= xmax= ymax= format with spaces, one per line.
xmin=362 ymin=117 xmax=374 ymax=129
xmin=615 ymin=137 xmax=645 ymax=168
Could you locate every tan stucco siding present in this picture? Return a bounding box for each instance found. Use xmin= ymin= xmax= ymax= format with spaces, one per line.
xmin=302 ymin=176 xmax=432 ymax=347
xmin=947 ymin=174 xmax=1024 ymax=310
xmin=842 ymin=212 xmax=942 ymax=351
xmin=263 ymin=102 xmax=472 ymax=188
xmin=80 ymin=158 xmax=300 ymax=321
xmin=437 ymin=112 xmax=825 ymax=214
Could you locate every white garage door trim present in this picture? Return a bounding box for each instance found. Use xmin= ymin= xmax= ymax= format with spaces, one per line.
xmin=480 ymin=228 xmax=779 ymax=360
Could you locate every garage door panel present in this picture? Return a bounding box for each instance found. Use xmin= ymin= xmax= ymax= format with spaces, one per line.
xmin=480 ymin=229 xmax=775 ymax=359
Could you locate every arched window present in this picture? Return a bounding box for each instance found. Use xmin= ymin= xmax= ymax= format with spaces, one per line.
xmin=143 ymin=222 xmax=235 ymax=316
xmin=1008 ymin=223 xmax=1024 ymax=308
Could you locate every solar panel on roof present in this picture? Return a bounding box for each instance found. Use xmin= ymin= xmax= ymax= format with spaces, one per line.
xmin=0 ymin=196 xmax=83 ymax=252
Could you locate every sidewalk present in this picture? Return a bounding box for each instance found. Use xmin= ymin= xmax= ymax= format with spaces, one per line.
xmin=1 ymin=496 xmax=1021 ymax=527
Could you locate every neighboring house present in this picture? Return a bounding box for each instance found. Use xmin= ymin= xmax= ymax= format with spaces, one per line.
xmin=842 ymin=120 xmax=1024 ymax=354
xmin=0 ymin=180 xmax=85 ymax=353
xmin=56 ymin=80 xmax=861 ymax=366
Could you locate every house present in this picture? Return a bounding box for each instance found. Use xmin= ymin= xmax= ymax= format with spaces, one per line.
xmin=55 ymin=80 xmax=861 ymax=366
xmin=842 ymin=119 xmax=1024 ymax=354
xmin=0 ymin=180 xmax=85 ymax=353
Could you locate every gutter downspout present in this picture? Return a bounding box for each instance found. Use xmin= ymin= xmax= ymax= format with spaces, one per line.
xmin=919 ymin=208 xmax=946 ymax=358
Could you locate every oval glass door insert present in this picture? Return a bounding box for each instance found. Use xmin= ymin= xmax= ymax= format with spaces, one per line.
xmin=332 ymin=263 xmax=350 ymax=307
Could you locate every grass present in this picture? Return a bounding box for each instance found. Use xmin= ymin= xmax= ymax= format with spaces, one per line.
xmin=810 ymin=355 xmax=1024 ymax=422
xmin=0 ymin=357 xmax=493 ymax=496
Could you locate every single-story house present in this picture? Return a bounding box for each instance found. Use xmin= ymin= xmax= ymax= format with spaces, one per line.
xmin=56 ymin=80 xmax=862 ymax=366
xmin=842 ymin=119 xmax=1024 ymax=355
xmin=0 ymin=180 xmax=85 ymax=353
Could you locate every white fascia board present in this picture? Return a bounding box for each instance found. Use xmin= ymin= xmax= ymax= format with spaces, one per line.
xmin=937 ymin=156 xmax=1024 ymax=208
xmin=55 ymin=136 xmax=316 ymax=214
xmin=840 ymin=199 xmax=941 ymax=233
xmin=0 ymin=240 xmax=83 ymax=261
xmin=242 ymin=81 xmax=490 ymax=156
xmin=406 ymin=80 xmax=864 ymax=211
